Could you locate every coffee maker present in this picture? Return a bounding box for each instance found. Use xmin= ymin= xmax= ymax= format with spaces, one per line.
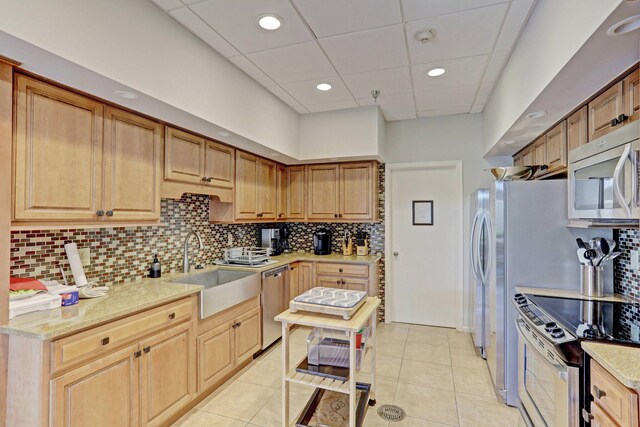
xmin=313 ymin=228 xmax=332 ymax=255
xmin=261 ymin=228 xmax=283 ymax=255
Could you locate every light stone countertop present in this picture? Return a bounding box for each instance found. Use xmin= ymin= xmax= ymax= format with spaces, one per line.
xmin=515 ymin=286 xmax=632 ymax=302
xmin=1 ymin=252 xmax=381 ymax=340
xmin=582 ymin=342 xmax=640 ymax=389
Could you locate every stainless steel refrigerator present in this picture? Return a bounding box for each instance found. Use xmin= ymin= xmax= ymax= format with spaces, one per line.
xmin=473 ymin=179 xmax=612 ymax=407
xmin=470 ymin=188 xmax=490 ymax=359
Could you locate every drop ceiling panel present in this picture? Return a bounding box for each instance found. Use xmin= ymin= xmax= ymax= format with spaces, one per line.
xmin=307 ymin=99 xmax=359 ymax=113
xmin=189 ymin=0 xmax=313 ymax=53
xmin=228 ymin=55 xmax=276 ymax=86
xmin=292 ymin=0 xmax=402 ymax=38
xmin=415 ymin=85 xmax=477 ymax=110
xmin=401 ymin=0 xmax=507 ymax=21
xmin=494 ymin=0 xmax=535 ymax=53
xmin=281 ymin=76 xmax=354 ymax=105
xmin=418 ymin=105 xmax=470 ymax=117
xmin=150 ymin=0 xmax=183 ymax=11
xmin=411 ymin=55 xmax=488 ymax=91
xmin=357 ymin=92 xmax=416 ymax=115
xmin=246 ymin=41 xmax=336 ymax=84
xmin=266 ymin=85 xmax=310 ymax=112
xmin=405 ymin=3 xmax=508 ymax=64
xmin=341 ymin=66 xmax=412 ymax=99
xmin=318 ymin=24 xmax=408 ymax=74
xmin=169 ymin=7 xmax=240 ymax=58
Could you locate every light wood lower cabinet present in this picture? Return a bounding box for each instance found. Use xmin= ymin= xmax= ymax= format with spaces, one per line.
xmin=291 ymin=261 xmax=378 ymax=296
xmin=197 ymin=322 xmax=235 ymax=392
xmin=590 ymin=402 xmax=619 ymax=427
xmin=590 ymin=359 xmax=639 ymax=427
xmin=234 ymin=307 xmax=261 ymax=364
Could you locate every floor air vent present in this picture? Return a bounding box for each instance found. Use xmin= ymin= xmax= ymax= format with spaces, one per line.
xmin=377 ymin=404 xmax=406 ymax=422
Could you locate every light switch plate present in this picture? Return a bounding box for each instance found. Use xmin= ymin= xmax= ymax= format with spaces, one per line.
xmin=78 ymin=247 xmax=90 ymax=266
xmin=631 ymin=250 xmax=640 ymax=271
xmin=632 ymin=325 xmax=640 ymax=342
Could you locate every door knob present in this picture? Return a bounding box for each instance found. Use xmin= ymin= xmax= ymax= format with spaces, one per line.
xmin=393 ymin=252 xmax=399 ymax=256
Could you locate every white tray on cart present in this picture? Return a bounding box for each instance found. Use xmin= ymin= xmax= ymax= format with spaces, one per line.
xmin=290 ymin=287 xmax=367 ymax=320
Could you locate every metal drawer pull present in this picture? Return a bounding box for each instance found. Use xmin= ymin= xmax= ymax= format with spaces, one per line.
xmin=339 ymin=268 xmax=343 ymax=273
xmin=106 ymin=210 xmax=114 ymax=217
xmin=143 ymin=346 xmax=151 ymax=354
xmin=101 ymin=337 xmax=110 ymax=346
xmin=96 ymin=210 xmax=105 ymax=217
xmin=593 ymin=385 xmax=606 ymax=399
xmin=168 ymin=312 xmax=176 ymax=320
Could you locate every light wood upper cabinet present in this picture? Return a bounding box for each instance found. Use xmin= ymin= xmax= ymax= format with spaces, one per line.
xmin=624 ymin=68 xmax=639 ymax=124
xmin=522 ymin=146 xmax=533 ymax=166
xmin=258 ymin=158 xmax=277 ymax=220
xmin=277 ymin=164 xmax=287 ymax=220
xmin=287 ymin=166 xmax=306 ymax=220
xmin=513 ymin=152 xmax=524 ymax=166
xmin=235 ymin=151 xmax=259 ymax=220
xmin=533 ymin=136 xmax=547 ymax=166
xmin=340 ymin=162 xmax=376 ymax=220
xmin=589 ymin=81 xmax=624 ymax=141
xmin=307 ymin=164 xmax=340 ymax=220
xmin=14 ymin=75 xmax=104 ymax=221
xmin=164 ymin=127 xmax=205 ymax=185
xmin=103 ymin=107 xmax=162 ymax=222
xmin=545 ymin=121 xmax=567 ymax=173
xmin=204 ymin=140 xmax=234 ymax=189
xmin=567 ymin=106 xmax=588 ymax=153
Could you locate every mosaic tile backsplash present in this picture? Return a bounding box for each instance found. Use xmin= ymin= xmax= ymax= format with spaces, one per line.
xmin=10 ymin=164 xmax=386 ymax=317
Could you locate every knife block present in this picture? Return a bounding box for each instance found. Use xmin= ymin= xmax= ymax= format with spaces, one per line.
xmin=342 ymin=238 xmax=353 ymax=256
xmin=356 ymin=240 xmax=369 ymax=256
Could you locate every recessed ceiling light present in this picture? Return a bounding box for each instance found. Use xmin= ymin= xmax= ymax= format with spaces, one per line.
xmin=526 ymin=111 xmax=546 ymax=119
xmin=218 ymin=131 xmax=231 ymax=137
xmin=607 ymin=13 xmax=640 ymax=36
xmin=426 ymin=67 xmax=446 ymax=77
xmin=115 ymin=90 xmax=137 ymax=99
xmin=501 ymin=140 xmax=516 ymax=145
xmin=257 ymin=14 xmax=282 ymax=30
xmin=316 ymin=83 xmax=332 ymax=91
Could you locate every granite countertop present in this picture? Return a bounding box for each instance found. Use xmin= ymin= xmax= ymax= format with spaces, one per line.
xmin=1 ymin=252 xmax=381 ymax=340
xmin=582 ymin=342 xmax=640 ymax=389
xmin=515 ymin=286 xmax=632 ymax=303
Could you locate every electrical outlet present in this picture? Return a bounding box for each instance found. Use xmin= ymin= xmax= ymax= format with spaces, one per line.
xmin=78 ymin=247 xmax=90 ymax=266
xmin=632 ymin=324 xmax=640 ymax=342
xmin=632 ymin=250 xmax=640 ymax=271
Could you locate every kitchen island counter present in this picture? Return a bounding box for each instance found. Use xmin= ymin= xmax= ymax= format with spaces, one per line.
xmin=582 ymin=341 xmax=640 ymax=389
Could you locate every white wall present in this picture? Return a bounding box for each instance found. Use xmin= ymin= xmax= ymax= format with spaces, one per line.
xmin=298 ymin=106 xmax=385 ymax=161
xmin=483 ymin=0 xmax=622 ymax=154
xmin=0 ymin=0 xmax=300 ymax=158
xmin=385 ymin=114 xmax=492 ymax=329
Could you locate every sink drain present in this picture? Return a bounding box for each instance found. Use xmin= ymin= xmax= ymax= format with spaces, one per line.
xmin=377 ymin=404 xmax=406 ymax=422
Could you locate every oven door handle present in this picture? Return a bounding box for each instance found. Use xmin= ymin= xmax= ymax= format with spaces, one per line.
xmin=612 ymin=143 xmax=632 ymax=218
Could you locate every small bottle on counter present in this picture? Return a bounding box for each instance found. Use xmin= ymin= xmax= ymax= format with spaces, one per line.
xmin=149 ymin=254 xmax=161 ymax=278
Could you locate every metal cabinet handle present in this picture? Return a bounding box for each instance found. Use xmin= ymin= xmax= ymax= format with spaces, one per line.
xmin=206 ymin=177 xmax=212 ymax=182
xmin=202 ymin=177 xmax=208 ymax=182
xmin=143 ymin=346 xmax=151 ymax=354
xmin=339 ymin=268 xmax=343 ymax=273
xmin=341 ymin=280 xmax=346 ymax=285
xmin=593 ymin=385 xmax=606 ymax=399
xmin=236 ymin=321 xmax=241 ymax=328
xmin=393 ymin=251 xmax=399 ymax=256
xmin=106 ymin=210 xmax=114 ymax=217
xmin=134 ymin=350 xmax=142 ymax=358
xmin=339 ymin=214 xmax=343 ymax=218
xmin=101 ymin=337 xmax=110 ymax=346
xmin=336 ymin=280 xmax=340 ymax=285
xmin=168 ymin=312 xmax=176 ymax=320
xmin=97 ymin=210 xmax=105 ymax=217
xmin=334 ymin=214 xmax=338 ymax=218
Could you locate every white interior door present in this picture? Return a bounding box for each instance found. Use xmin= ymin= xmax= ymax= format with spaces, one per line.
xmin=389 ymin=164 xmax=462 ymax=327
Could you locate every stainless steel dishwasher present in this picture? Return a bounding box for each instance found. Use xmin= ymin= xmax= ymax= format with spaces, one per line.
xmin=261 ymin=265 xmax=290 ymax=349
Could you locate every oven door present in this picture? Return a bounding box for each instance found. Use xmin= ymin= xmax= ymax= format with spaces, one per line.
xmin=516 ymin=319 xmax=579 ymax=427
xmin=569 ymin=141 xmax=638 ymax=220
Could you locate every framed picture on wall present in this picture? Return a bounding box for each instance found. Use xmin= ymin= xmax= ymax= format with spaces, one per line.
xmin=412 ymin=200 xmax=433 ymax=225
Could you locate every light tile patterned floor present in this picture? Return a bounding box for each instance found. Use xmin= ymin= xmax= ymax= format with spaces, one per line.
xmin=174 ymin=323 xmax=521 ymax=427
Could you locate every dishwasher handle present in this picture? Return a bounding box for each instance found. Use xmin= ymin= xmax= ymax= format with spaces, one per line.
xmin=262 ymin=265 xmax=290 ymax=278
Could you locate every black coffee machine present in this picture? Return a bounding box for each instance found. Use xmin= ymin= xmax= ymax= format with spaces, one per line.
xmin=313 ymin=228 xmax=332 ymax=255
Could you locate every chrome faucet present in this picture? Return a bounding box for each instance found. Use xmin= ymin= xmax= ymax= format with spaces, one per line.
xmin=183 ymin=231 xmax=204 ymax=273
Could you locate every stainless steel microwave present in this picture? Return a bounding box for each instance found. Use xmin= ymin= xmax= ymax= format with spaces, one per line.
xmin=568 ymin=121 xmax=639 ymax=222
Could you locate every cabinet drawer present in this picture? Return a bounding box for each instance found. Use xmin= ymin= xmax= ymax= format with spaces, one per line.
xmin=590 ymin=360 xmax=639 ymax=427
xmin=52 ymin=298 xmax=194 ymax=374
xmin=316 ymin=263 xmax=368 ymax=277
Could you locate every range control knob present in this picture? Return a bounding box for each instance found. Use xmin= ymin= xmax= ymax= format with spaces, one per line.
xmin=544 ymin=322 xmax=557 ymax=332
xmin=550 ymin=329 xmax=565 ymax=339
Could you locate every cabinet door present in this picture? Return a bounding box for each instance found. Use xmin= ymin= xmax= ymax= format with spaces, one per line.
xmin=339 ymin=162 xmax=376 ymax=220
xmin=276 ymin=164 xmax=287 ymax=220
xmin=317 ymin=275 xmax=343 ymax=289
xmin=50 ymin=344 xmax=139 ymax=427
xmin=204 ymin=140 xmax=234 ymax=189
xmin=289 ymin=262 xmax=300 ymax=299
xmin=343 ymin=278 xmax=368 ymax=292
xmin=197 ymin=322 xmax=235 ymax=392
xmin=567 ymin=106 xmax=588 ymax=153
xmin=590 ymin=403 xmax=619 ymax=427
xmin=545 ymin=121 xmax=567 ymax=173
xmin=589 ymin=81 xmax=624 ymax=141
xmin=14 ymin=75 xmax=104 ymax=221
xmin=533 ymin=137 xmax=546 ymax=166
xmin=307 ymin=164 xmax=339 ymax=219
xmin=513 ymin=153 xmax=523 ymax=166
xmin=234 ymin=307 xmax=261 ymax=364
xmin=522 ymin=147 xmax=533 ymax=166
xmin=139 ymin=322 xmax=196 ymax=427
xmin=164 ymin=127 xmax=205 ymax=184
xmin=235 ymin=151 xmax=259 ymax=220
xmin=298 ymin=262 xmax=315 ymax=293
xmin=258 ymin=158 xmax=277 ymax=220
xmin=287 ymin=166 xmax=306 ymax=219
xmin=624 ymin=68 xmax=639 ymax=124
xmin=103 ymin=107 xmax=162 ymax=221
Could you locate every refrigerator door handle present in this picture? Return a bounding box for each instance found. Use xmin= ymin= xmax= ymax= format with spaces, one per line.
xmin=480 ymin=211 xmax=493 ymax=285
xmin=470 ymin=210 xmax=481 ymax=279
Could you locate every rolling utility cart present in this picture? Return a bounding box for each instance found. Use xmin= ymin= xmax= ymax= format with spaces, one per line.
xmin=275 ymin=296 xmax=380 ymax=427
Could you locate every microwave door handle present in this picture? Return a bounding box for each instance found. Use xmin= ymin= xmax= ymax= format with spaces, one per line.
xmin=470 ymin=211 xmax=481 ymax=280
xmin=613 ymin=144 xmax=632 ymax=217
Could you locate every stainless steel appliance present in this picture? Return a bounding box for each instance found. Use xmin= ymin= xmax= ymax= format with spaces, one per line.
xmin=513 ymin=294 xmax=580 ymax=426
xmin=261 ymin=228 xmax=284 ymax=255
xmin=313 ymin=228 xmax=332 ymax=255
xmin=261 ymin=265 xmax=290 ymax=349
xmin=470 ymin=188 xmax=491 ymax=358
xmin=568 ymin=121 xmax=639 ymax=223
xmin=484 ymin=179 xmax=612 ymax=407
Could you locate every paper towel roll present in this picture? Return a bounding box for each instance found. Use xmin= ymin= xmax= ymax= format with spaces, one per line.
xmin=64 ymin=242 xmax=88 ymax=287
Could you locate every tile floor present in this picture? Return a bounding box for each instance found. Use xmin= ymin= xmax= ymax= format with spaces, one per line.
xmin=174 ymin=323 xmax=522 ymax=427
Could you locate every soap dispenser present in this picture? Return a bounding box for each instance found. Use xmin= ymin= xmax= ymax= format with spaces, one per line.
xmin=149 ymin=254 xmax=161 ymax=278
